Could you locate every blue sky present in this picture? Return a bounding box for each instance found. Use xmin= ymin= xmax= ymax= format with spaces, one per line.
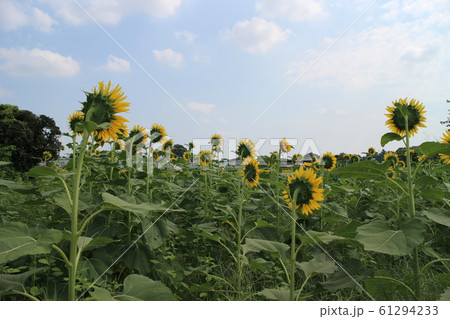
xmin=1 ymin=0 xmax=449 ymax=158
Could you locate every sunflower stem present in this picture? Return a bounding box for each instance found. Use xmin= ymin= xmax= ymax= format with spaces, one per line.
xmin=127 ymin=168 xmax=132 ymax=194
xmin=109 ymin=141 xmax=115 ymax=181
xmin=290 ymin=188 xmax=300 ymax=301
xmin=68 ymin=129 xmax=89 ymax=301
xmin=71 ymin=135 xmax=77 ymax=171
xmin=277 ymin=146 xmax=282 ymax=240
xmin=404 ymin=114 xmax=422 ymax=300
xmin=146 ymin=144 xmax=153 ymax=195
xmin=236 ymin=176 xmax=244 ymax=300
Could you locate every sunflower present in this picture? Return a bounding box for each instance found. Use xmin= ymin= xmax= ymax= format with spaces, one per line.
xmin=398 ymin=160 xmax=406 ymax=169
xmin=385 ymin=98 xmax=426 ymax=137
xmin=210 ymin=134 xmax=222 ymax=150
xmin=150 ymin=123 xmax=167 ymax=143
xmin=387 ymin=167 xmax=397 ymax=179
xmin=199 ymin=150 xmax=213 ymax=166
xmin=81 ymin=81 xmax=130 ymax=142
xmin=321 ymin=152 xmax=337 ymax=171
xmin=343 ymin=154 xmax=351 ymax=161
xmin=162 ymin=138 xmax=174 ymax=151
xmin=128 ymin=125 xmax=149 ymax=147
xmin=93 ymin=135 xmax=106 ymax=147
xmin=152 ymin=150 xmax=160 ymax=161
xmin=237 ymin=139 xmax=256 ymax=159
xmin=350 ymin=154 xmax=360 ymax=163
xmin=442 ymin=130 xmax=450 ymax=143
xmin=113 ymin=140 xmax=124 ymax=151
xmin=280 ymin=137 xmax=292 ymax=153
xmin=383 ymin=152 xmax=399 ymax=168
xmin=282 ymin=167 xmax=324 ymax=215
xmin=117 ymin=124 xmax=129 ymax=140
xmin=368 ymin=147 xmax=376 ymax=156
xmin=183 ymin=151 xmax=193 ymax=161
xmin=292 ymin=153 xmax=302 ymax=163
xmin=42 ymin=151 xmax=52 ymax=162
xmin=418 ymin=154 xmax=426 ymax=163
xmin=241 ymin=157 xmax=260 ymax=187
xmin=188 ymin=141 xmax=195 ymax=150
xmin=68 ymin=111 xmax=84 ymax=135
xmin=439 ymin=130 xmax=450 ymax=164
xmin=304 ymin=155 xmax=318 ymax=168
xmin=270 ymin=151 xmax=279 ymax=160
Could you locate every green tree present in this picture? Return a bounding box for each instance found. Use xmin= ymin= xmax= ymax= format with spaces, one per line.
xmin=172 ymin=144 xmax=187 ymax=158
xmin=0 ymin=104 xmax=61 ymax=172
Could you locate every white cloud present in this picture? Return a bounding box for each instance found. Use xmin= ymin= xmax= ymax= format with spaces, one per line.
xmin=0 ymin=48 xmax=80 ymax=77
xmin=256 ymin=0 xmax=327 ymax=22
xmin=287 ymin=6 xmax=449 ymax=94
xmin=380 ymin=0 xmax=450 ymax=25
xmin=174 ymin=30 xmax=197 ymax=44
xmin=101 ymin=55 xmax=131 ymax=72
xmin=222 ymin=18 xmax=291 ymax=53
xmin=186 ymin=102 xmax=217 ymax=114
xmin=380 ymin=1 xmax=400 ymax=20
xmin=39 ymin=0 xmax=182 ymax=25
xmin=0 ymin=85 xmax=13 ymax=97
xmin=0 ymin=1 xmax=57 ymax=32
xmin=152 ymin=49 xmax=184 ymax=68
xmin=0 ymin=0 xmax=29 ymax=31
xmin=136 ymin=0 xmax=182 ymax=19
xmin=39 ymin=0 xmax=85 ymax=25
xmin=32 ymin=7 xmax=58 ymax=32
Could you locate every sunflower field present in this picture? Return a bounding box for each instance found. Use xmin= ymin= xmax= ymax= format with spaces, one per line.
xmin=0 ymin=83 xmax=449 ymax=301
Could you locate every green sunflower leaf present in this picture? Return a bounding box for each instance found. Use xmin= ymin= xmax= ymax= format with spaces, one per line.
xmin=259 ymin=288 xmax=290 ymax=301
xmin=356 ymin=218 xmax=426 ymax=256
xmin=297 ymin=230 xmax=346 ymax=245
xmin=440 ymin=287 xmax=450 ymax=301
xmin=101 ymin=193 xmax=172 ymax=218
xmin=75 ymin=120 xmax=99 ymax=133
xmin=0 ymin=222 xmax=63 ymax=263
xmin=0 ymin=179 xmax=37 ymax=194
xmin=421 ymin=208 xmax=450 ymax=227
xmin=0 ymin=268 xmax=44 ymax=293
xmin=297 ymin=254 xmax=337 ymax=277
xmin=419 ymin=142 xmax=450 ymax=157
xmin=90 ymin=287 xmax=115 ymax=301
xmin=381 ymin=133 xmax=403 ymax=147
xmin=114 ymin=274 xmax=176 ymax=301
xmin=420 ymin=188 xmax=447 ymax=201
xmin=331 ymin=160 xmax=390 ymax=180
xmin=242 ymin=238 xmax=290 ymax=257
xmin=26 ymin=166 xmax=59 ymax=178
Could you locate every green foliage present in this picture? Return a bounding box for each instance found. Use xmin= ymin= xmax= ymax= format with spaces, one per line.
xmin=91 ymin=274 xmax=176 ymax=301
xmin=0 ymin=128 xmax=448 ymax=301
xmin=356 ymin=219 xmax=427 ymax=256
xmin=381 ymin=132 xmax=403 ymax=147
xmin=0 ymin=222 xmax=63 ymax=263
